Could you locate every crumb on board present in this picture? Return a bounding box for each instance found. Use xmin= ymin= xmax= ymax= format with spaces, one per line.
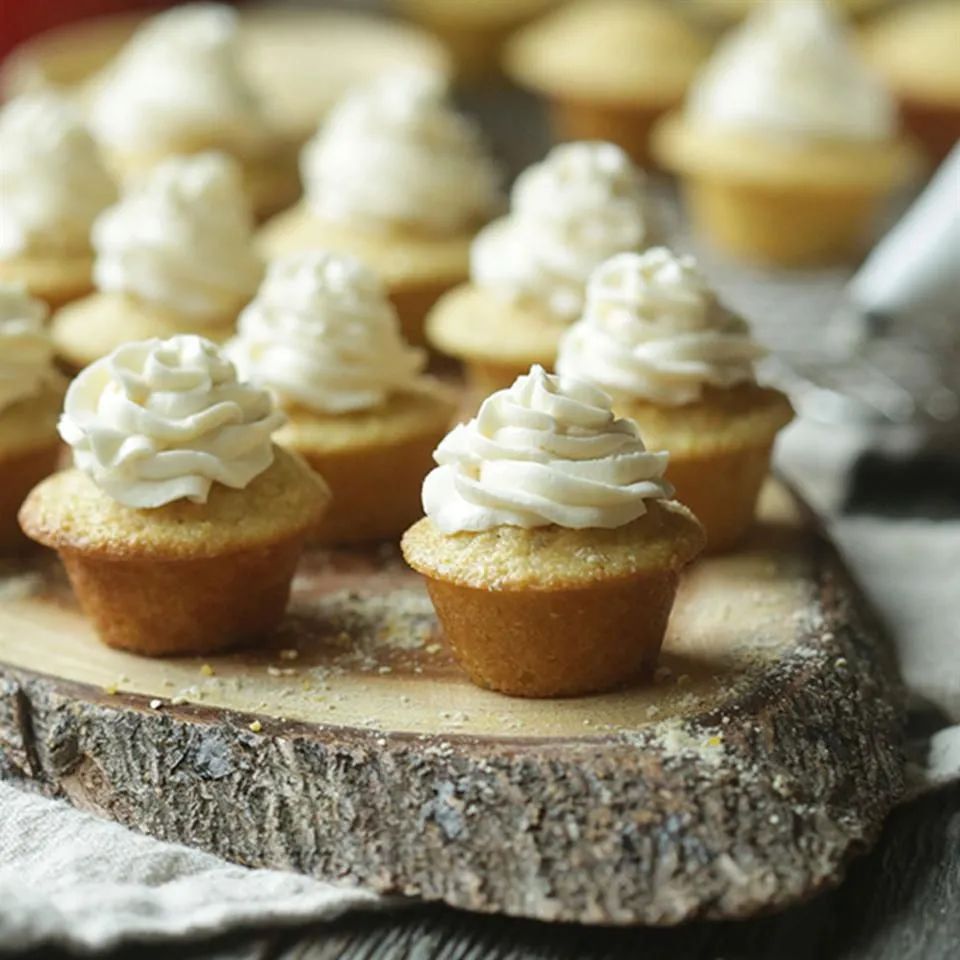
xmin=248 ymin=720 xmax=263 ymax=733
xmin=199 ymin=664 xmax=215 ymax=677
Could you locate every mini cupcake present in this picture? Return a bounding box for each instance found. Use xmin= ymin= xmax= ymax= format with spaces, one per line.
xmin=394 ymin=0 xmax=557 ymax=83
xmin=504 ymin=0 xmax=712 ymax=166
xmin=51 ymin=152 xmax=263 ymax=372
xmin=861 ymin=0 xmax=960 ymax=164
xmin=557 ymin=249 xmax=793 ymax=552
xmin=228 ymin=251 xmax=456 ymax=544
xmin=0 ymin=284 xmax=65 ymax=553
xmin=19 ymin=335 xmax=329 ymax=656
xmin=0 ymin=93 xmax=116 ymax=309
xmin=258 ymin=70 xmax=500 ymax=346
xmin=653 ymin=0 xmax=920 ymax=266
xmin=87 ymin=4 xmax=298 ymax=220
xmin=426 ymin=141 xmax=654 ymax=394
xmin=402 ymin=365 xmax=704 ymax=698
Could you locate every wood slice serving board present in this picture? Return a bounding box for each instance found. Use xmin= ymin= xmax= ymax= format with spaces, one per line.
xmin=0 ymin=480 xmax=905 ymax=926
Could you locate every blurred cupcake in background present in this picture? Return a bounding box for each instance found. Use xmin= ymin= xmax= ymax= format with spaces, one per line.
xmin=0 ymin=93 xmax=116 ymax=309
xmin=557 ymin=248 xmax=793 ymax=552
xmin=51 ymin=152 xmax=262 ymax=371
xmin=0 ymin=284 xmax=65 ymax=553
xmin=88 ymin=3 xmax=298 ymax=220
xmin=505 ymin=0 xmax=712 ymax=166
xmin=861 ymin=0 xmax=960 ymax=164
xmin=426 ymin=141 xmax=655 ymax=394
xmin=393 ymin=0 xmax=558 ymax=84
xmin=259 ymin=70 xmax=500 ymax=347
xmin=654 ymin=0 xmax=920 ymax=266
xmin=687 ymin=0 xmax=890 ymax=26
xmin=227 ymin=251 xmax=456 ymax=545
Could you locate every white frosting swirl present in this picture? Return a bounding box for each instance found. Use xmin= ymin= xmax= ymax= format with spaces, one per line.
xmin=89 ymin=4 xmax=266 ymax=157
xmin=0 ymin=93 xmax=116 ymax=258
xmin=227 ymin=251 xmax=425 ymax=414
xmin=92 ymin=153 xmax=262 ymax=322
xmin=0 ymin=283 xmax=59 ymax=413
xmin=422 ymin=365 xmax=671 ymax=533
xmin=59 ymin=335 xmax=285 ymax=509
xmin=471 ymin=142 xmax=651 ymax=322
xmin=687 ymin=0 xmax=896 ymax=142
xmin=557 ymin=249 xmax=764 ymax=406
xmin=301 ymin=70 xmax=500 ymax=234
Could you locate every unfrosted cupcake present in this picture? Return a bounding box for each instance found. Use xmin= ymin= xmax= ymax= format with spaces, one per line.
xmin=426 ymin=141 xmax=654 ymax=393
xmin=258 ymin=70 xmax=500 ymax=346
xmin=0 ymin=284 xmax=65 ymax=553
xmin=394 ymin=0 xmax=557 ymax=83
xmin=402 ymin=365 xmax=704 ymax=697
xmin=88 ymin=4 xmax=298 ymax=220
xmin=505 ymin=0 xmax=712 ymax=166
xmin=557 ymin=249 xmax=793 ymax=552
xmin=228 ymin=251 xmax=456 ymax=544
xmin=861 ymin=0 xmax=960 ymax=164
xmin=19 ymin=335 xmax=329 ymax=656
xmin=0 ymin=93 xmax=116 ymax=309
xmin=654 ymin=0 xmax=919 ymax=266
xmin=51 ymin=153 xmax=263 ymax=371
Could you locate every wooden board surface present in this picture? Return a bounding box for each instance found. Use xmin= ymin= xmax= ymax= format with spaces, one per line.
xmin=0 ymin=480 xmax=905 ymax=925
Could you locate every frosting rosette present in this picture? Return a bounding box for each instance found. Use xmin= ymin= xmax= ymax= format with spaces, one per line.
xmin=471 ymin=141 xmax=651 ymax=321
xmin=227 ymin=251 xmax=425 ymax=413
xmin=0 ymin=283 xmax=59 ymax=413
xmin=59 ymin=335 xmax=285 ymax=508
xmin=557 ymin=248 xmax=764 ymax=406
xmin=686 ymin=0 xmax=896 ymax=142
xmin=0 ymin=93 xmax=116 ymax=258
xmin=89 ymin=3 xmax=267 ymax=157
xmin=301 ymin=70 xmax=500 ymax=234
xmin=422 ymin=365 xmax=671 ymax=532
xmin=92 ymin=153 xmax=262 ymax=321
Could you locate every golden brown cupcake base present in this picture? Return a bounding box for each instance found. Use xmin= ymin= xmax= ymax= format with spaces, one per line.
xmin=899 ymin=97 xmax=960 ymax=165
xmin=402 ymin=502 xmax=704 ymax=697
xmin=0 ymin=443 xmax=60 ymax=555
xmin=52 ymin=291 xmax=236 ymax=371
xmin=424 ymin=570 xmax=678 ymax=697
xmin=618 ymin=384 xmax=794 ymax=552
xmin=58 ymin=537 xmax=307 ymax=656
xmin=277 ymin=386 xmax=455 ymax=545
xmin=19 ymin=448 xmax=330 ymax=656
xmin=0 ymin=253 xmax=94 ymax=310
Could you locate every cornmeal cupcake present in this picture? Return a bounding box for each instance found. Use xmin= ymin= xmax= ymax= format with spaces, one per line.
xmin=557 ymin=249 xmax=793 ymax=552
xmin=394 ymin=0 xmax=557 ymax=83
xmin=427 ymin=141 xmax=654 ymax=394
xmin=228 ymin=251 xmax=456 ymax=544
xmin=87 ymin=4 xmax=298 ymax=220
xmin=402 ymin=365 xmax=704 ymax=698
xmin=861 ymin=0 xmax=960 ymax=164
xmin=505 ymin=0 xmax=712 ymax=166
xmin=0 ymin=284 xmax=65 ymax=553
xmin=51 ymin=153 xmax=263 ymax=372
xmin=19 ymin=335 xmax=329 ymax=656
xmin=654 ymin=0 xmax=920 ymax=266
xmin=0 ymin=93 xmax=116 ymax=309
xmin=258 ymin=70 xmax=500 ymax=346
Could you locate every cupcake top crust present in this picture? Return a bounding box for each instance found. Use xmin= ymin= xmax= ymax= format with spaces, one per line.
xmin=300 ymin=69 xmax=500 ymax=236
xmin=0 ymin=283 xmax=61 ymax=413
xmin=228 ymin=250 xmax=425 ymax=414
xmin=686 ymin=0 xmax=896 ymax=142
xmin=0 ymin=93 xmax=116 ymax=259
xmin=92 ymin=152 xmax=262 ymax=322
xmin=58 ymin=334 xmax=285 ymax=509
xmin=471 ymin=142 xmax=651 ymax=321
xmin=557 ymin=248 xmax=764 ymax=406
xmin=422 ymin=364 xmax=672 ymax=533
xmin=89 ymin=3 xmax=268 ymax=158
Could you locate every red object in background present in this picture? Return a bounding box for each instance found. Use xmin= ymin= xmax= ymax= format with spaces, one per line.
xmin=0 ymin=1 xmax=175 ymax=62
